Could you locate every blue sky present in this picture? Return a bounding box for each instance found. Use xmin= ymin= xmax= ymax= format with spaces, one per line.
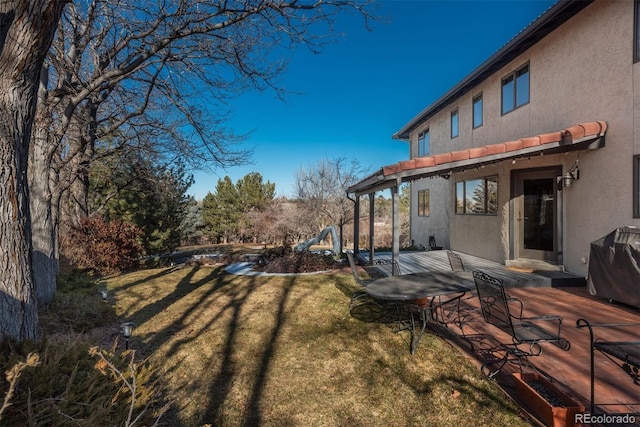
xmin=189 ymin=0 xmax=556 ymax=200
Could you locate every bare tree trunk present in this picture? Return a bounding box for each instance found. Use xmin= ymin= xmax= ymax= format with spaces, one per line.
xmin=29 ymin=67 xmax=59 ymax=303
xmin=0 ymin=110 xmax=38 ymax=339
xmin=0 ymin=0 xmax=66 ymax=340
xmin=70 ymin=134 xmax=93 ymax=224
xmin=61 ymin=104 xmax=96 ymax=227
xmin=68 ymin=153 xmax=89 ymax=225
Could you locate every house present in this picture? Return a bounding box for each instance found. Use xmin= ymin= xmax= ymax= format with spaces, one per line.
xmin=347 ymin=0 xmax=640 ymax=278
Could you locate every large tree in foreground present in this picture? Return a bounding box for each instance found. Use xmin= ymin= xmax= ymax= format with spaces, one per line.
xmin=30 ymin=0 xmax=374 ymax=304
xmin=0 ymin=1 xmax=68 ymax=340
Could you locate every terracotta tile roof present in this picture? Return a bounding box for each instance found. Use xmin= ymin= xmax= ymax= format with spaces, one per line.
xmin=348 ymin=121 xmax=607 ymax=195
xmin=382 ymin=121 xmax=606 ymax=177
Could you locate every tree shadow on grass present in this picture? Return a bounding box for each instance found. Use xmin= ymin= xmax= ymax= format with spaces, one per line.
xmin=202 ymin=273 xmax=318 ymax=426
xmin=110 ymin=265 xmax=240 ymax=425
xmin=408 ymin=372 xmax=526 ymax=424
xmin=355 ymin=332 xmax=528 ymax=425
xmin=111 ymin=264 xmax=525 ymax=426
xmin=111 ymin=264 xmax=185 ymax=293
xmin=115 ymin=263 xmax=318 ymax=426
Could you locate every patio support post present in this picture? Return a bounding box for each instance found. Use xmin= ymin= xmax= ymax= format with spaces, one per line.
xmin=353 ymin=195 xmax=360 ymax=254
xmin=368 ymin=192 xmax=375 ymax=263
xmin=391 ymin=185 xmax=400 ymax=275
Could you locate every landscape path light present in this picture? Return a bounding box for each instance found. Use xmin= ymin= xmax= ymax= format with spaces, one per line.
xmin=121 ymin=322 xmax=135 ymax=350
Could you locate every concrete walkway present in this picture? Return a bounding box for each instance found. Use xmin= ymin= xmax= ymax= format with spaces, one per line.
xmin=225 ymin=262 xmax=332 ymax=277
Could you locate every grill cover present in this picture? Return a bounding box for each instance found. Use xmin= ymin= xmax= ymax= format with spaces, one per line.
xmin=587 ymin=227 xmax=640 ymax=308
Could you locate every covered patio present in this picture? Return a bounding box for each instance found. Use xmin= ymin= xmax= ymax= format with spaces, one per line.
xmin=346 ymin=121 xmax=608 ymax=271
xmin=356 ymin=250 xmax=639 ymax=422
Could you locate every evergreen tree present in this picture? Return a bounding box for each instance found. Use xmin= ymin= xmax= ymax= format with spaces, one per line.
xmin=89 ymin=153 xmax=193 ymax=254
xmin=202 ymin=173 xmax=275 ymax=243
xmin=180 ymin=198 xmax=206 ymax=246
xmin=237 ymin=172 xmax=276 ymax=211
xmin=202 ymin=177 xmax=241 ymax=243
xmin=236 ymin=173 xmax=276 ymax=241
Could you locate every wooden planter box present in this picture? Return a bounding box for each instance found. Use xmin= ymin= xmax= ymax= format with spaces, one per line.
xmin=513 ymin=373 xmax=584 ymax=427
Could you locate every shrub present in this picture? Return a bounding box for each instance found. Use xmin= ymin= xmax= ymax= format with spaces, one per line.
xmin=39 ymin=290 xmax=117 ymax=335
xmin=257 ymin=246 xmax=339 ymax=273
xmin=62 ymin=216 xmax=143 ymax=274
xmin=0 ymin=352 xmax=39 ymax=422
xmin=260 ymin=245 xmax=293 ymax=262
xmin=0 ymin=338 xmax=167 ymax=426
xmin=56 ymin=269 xmax=97 ymax=293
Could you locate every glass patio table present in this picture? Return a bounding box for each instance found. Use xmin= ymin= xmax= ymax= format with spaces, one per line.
xmin=365 ymin=271 xmax=475 ymax=354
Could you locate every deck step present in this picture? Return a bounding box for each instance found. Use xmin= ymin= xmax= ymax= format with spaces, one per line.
xmin=531 ymin=270 xmax=586 ymax=287
xmin=505 ymin=258 xmax=564 ymax=272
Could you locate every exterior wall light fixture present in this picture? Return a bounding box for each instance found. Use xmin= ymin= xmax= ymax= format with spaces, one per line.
xmin=562 ymin=162 xmax=580 ymax=188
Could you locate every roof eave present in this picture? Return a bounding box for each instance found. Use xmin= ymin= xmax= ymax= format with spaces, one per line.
xmin=392 ymin=0 xmax=594 ymax=141
xmin=351 ymin=120 xmax=607 ymax=196
xmin=349 ymin=135 xmax=604 ymax=197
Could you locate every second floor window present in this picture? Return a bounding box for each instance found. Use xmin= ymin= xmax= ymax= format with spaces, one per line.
xmin=418 ymin=129 xmax=430 ymax=156
xmin=501 ymin=64 xmax=529 ymax=115
xmin=451 ymin=109 xmax=459 ymax=139
xmin=418 ymin=189 xmax=430 ymax=216
xmin=473 ymin=93 xmax=483 ymax=128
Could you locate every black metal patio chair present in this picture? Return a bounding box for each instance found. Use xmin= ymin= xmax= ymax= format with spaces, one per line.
xmin=473 ymin=270 xmax=571 ymax=378
xmin=346 ymin=251 xmax=401 ymax=323
xmin=436 ymin=250 xmax=480 ymax=330
xmin=372 ymin=257 xmax=402 ymax=276
xmin=346 ymin=251 xmax=372 ymax=307
xmin=576 ymin=318 xmax=640 ymax=415
xmin=428 ymin=235 xmax=443 ymax=251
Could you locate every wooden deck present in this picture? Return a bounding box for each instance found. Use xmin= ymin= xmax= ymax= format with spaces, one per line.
xmin=359 ymin=249 xmax=584 ymax=287
xmin=355 ymin=250 xmax=640 ymax=423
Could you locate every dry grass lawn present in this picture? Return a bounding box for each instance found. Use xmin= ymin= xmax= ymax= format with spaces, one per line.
xmin=106 ymin=261 xmax=531 ymax=426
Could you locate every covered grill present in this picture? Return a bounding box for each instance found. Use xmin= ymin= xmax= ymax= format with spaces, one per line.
xmin=587 ymin=227 xmax=640 ymax=308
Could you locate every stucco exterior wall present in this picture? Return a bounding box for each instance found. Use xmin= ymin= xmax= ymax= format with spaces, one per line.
xmin=409 ymin=177 xmax=450 ymax=249
xmin=406 ymin=0 xmax=640 ymax=276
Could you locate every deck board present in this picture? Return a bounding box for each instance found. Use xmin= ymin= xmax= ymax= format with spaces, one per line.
xmin=359 ymin=250 xmax=582 ymax=288
xmin=354 ymin=249 xmax=639 ymax=418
